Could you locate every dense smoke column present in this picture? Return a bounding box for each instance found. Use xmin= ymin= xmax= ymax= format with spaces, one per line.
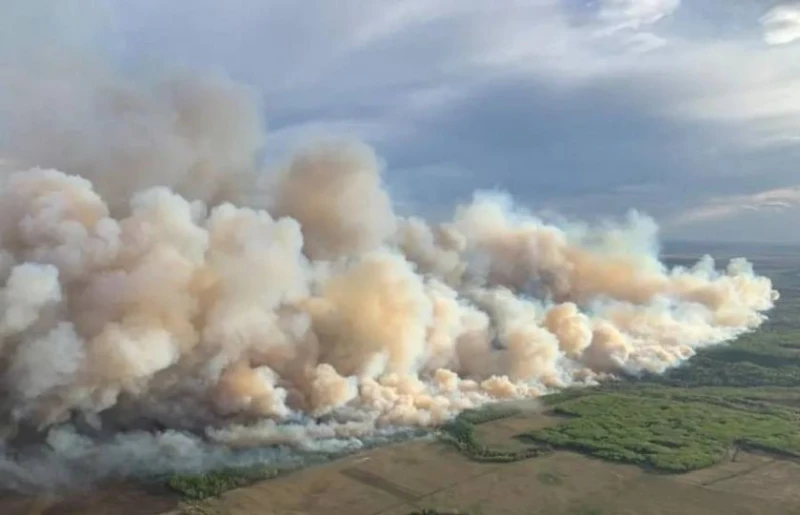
xmin=0 ymin=156 xmax=777 ymax=437
xmin=0 ymin=66 xmax=778 ymax=491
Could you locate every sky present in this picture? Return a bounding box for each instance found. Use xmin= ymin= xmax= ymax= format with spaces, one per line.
xmin=3 ymin=0 xmax=800 ymax=243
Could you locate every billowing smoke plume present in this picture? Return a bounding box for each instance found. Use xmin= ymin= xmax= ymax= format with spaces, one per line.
xmin=0 ymin=35 xmax=778 ymax=492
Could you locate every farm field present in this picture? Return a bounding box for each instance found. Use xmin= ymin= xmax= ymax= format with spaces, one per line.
xmin=165 ymin=411 xmax=800 ymax=515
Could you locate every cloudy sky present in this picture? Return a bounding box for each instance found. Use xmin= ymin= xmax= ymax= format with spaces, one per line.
xmin=5 ymin=0 xmax=800 ymax=243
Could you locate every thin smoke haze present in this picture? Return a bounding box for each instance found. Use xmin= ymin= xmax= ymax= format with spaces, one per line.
xmin=0 ymin=4 xmax=779 ymax=493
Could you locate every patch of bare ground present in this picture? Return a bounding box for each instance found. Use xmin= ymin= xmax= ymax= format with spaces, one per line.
xmin=176 ymin=439 xmax=501 ymax=515
xmin=165 ymin=413 xmax=800 ymax=515
xmin=188 ymin=447 xmax=798 ymax=515
xmin=0 ymin=481 xmax=180 ymax=515
xmin=594 ymin=473 xmax=794 ymax=515
xmin=676 ymin=449 xmax=774 ymax=487
xmin=701 ymin=454 xmax=800 ymax=505
xmin=472 ymin=413 xmax=565 ymax=453
xmin=381 ymin=451 xmax=640 ymax=515
xmin=7 ymin=413 xmax=800 ymax=515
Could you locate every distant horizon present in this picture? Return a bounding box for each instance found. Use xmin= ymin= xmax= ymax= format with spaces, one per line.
xmin=663 ymin=239 xmax=800 ymax=249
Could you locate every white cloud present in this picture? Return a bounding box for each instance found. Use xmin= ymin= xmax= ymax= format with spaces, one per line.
xmin=346 ymin=0 xmax=455 ymax=48
xmin=639 ymin=41 xmax=800 ymax=151
xmin=7 ymin=0 xmax=800 ymax=241
xmin=598 ymin=0 xmax=681 ymax=31
xmin=761 ymin=3 xmax=800 ymax=46
xmin=670 ymin=186 xmax=800 ymax=226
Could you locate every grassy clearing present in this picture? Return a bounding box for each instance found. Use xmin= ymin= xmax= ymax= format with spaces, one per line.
xmin=520 ymin=393 xmax=800 ymax=472
xmin=438 ymin=405 xmax=551 ymax=463
xmin=536 ymin=470 xmax=564 ymax=486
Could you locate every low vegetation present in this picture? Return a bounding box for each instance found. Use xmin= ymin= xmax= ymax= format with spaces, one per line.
xmin=520 ymin=393 xmax=800 ymax=472
xmin=166 ymin=465 xmax=280 ymax=500
xmin=642 ymin=329 xmax=800 ymax=388
xmin=441 ymin=383 xmax=800 ymax=474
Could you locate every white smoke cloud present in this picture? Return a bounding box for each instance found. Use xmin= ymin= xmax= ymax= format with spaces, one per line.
xmin=0 ymin=59 xmax=266 ymax=215
xmin=0 ymin=2 xmax=780 ymax=491
xmin=0 ymin=149 xmax=777 ymax=489
xmin=761 ymin=3 xmax=800 ymax=46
